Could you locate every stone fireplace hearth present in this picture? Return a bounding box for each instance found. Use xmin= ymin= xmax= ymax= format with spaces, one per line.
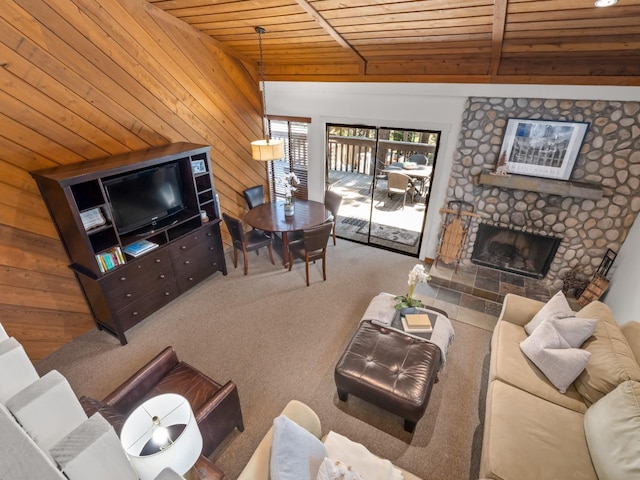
xmin=443 ymin=97 xmax=640 ymax=290
xmin=471 ymin=223 xmax=561 ymax=279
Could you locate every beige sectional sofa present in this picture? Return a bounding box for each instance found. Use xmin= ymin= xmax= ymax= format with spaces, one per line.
xmin=480 ymin=293 xmax=640 ymax=479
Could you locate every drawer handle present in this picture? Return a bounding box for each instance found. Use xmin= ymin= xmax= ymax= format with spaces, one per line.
xmin=164 ymin=291 xmax=170 ymax=296
xmin=209 ymin=246 xmax=214 ymax=251
xmin=120 ymin=276 xmax=126 ymax=281
xmin=194 ymin=236 xmax=198 ymax=241
xmin=159 ymin=274 xmax=165 ymax=279
xmin=188 ymin=277 xmax=194 ymax=282
xmin=125 ymin=293 xmax=132 ymax=298
xmin=180 ymin=245 xmax=187 ymax=250
xmin=132 ymin=311 xmax=138 ymax=316
xmin=155 ymin=258 xmax=161 ymax=263
xmin=184 ymin=260 xmax=190 ymax=265
xmin=206 ymin=232 xmax=212 ymax=237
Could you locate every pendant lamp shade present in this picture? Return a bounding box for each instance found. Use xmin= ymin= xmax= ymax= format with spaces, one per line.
xmin=251 ymin=139 xmax=285 ymax=161
xmin=251 ymin=26 xmax=285 ymax=161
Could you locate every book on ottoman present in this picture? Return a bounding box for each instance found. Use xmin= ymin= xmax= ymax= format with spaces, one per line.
xmin=402 ymin=314 xmax=433 ymax=333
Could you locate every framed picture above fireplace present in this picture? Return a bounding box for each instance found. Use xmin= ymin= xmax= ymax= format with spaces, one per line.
xmin=498 ymin=118 xmax=590 ymax=180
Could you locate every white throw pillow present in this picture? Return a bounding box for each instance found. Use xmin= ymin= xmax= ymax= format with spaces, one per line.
xmin=524 ymin=291 xmax=574 ymax=335
xmin=520 ymin=321 xmax=591 ymax=393
xmin=317 ymin=457 xmax=363 ymax=480
xmin=270 ymin=415 xmax=327 ymax=480
xmin=548 ymin=316 xmax=597 ymax=348
xmin=323 ymin=431 xmax=403 ymax=480
xmin=584 ymin=380 xmax=640 ymax=479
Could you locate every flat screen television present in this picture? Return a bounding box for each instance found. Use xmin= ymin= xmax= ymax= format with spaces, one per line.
xmin=103 ymin=162 xmax=187 ymax=235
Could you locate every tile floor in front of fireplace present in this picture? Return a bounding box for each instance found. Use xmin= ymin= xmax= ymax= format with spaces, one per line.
xmin=416 ymin=261 xmax=555 ymax=333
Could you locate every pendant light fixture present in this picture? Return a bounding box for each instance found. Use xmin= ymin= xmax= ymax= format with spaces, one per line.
xmin=251 ymin=26 xmax=285 ymax=161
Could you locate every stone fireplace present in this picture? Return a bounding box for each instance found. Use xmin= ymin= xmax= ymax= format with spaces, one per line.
xmin=471 ymin=223 xmax=561 ymax=279
xmin=443 ymin=97 xmax=640 ymax=289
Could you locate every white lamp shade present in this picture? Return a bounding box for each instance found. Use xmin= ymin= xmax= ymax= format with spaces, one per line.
xmin=120 ymin=394 xmax=203 ymax=480
xmin=251 ymin=139 xmax=285 ymax=161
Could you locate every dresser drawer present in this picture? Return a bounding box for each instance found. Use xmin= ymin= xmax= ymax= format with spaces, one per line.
xmin=115 ymin=282 xmax=179 ymax=331
xmin=100 ymin=249 xmax=173 ymax=309
xmin=170 ymin=225 xmax=220 ymax=255
xmin=175 ymin=253 xmax=225 ymax=292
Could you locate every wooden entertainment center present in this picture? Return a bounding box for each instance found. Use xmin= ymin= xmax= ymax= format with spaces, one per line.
xmin=31 ymin=143 xmax=227 ymax=345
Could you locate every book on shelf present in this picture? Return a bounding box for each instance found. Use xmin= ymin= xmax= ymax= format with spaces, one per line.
xmin=80 ymin=207 xmax=107 ymax=231
xmin=95 ymin=246 xmax=125 ymax=273
xmin=123 ymin=239 xmax=159 ymax=257
xmin=402 ymin=313 xmax=433 ymax=333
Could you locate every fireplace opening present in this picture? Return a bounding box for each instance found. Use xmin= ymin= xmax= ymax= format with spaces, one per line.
xmin=471 ymin=224 xmax=561 ymax=279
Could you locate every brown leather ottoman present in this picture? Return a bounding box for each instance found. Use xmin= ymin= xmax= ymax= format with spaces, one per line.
xmin=334 ymin=320 xmax=441 ymax=432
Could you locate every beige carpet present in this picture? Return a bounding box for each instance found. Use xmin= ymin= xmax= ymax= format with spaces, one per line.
xmin=36 ymin=240 xmax=493 ymax=480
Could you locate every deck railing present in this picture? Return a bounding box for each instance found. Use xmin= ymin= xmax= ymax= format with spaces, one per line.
xmin=327 ymin=135 xmax=437 ymax=175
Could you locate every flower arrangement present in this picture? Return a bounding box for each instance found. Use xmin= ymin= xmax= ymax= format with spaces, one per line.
xmin=394 ymin=264 xmax=431 ymax=310
xmin=279 ymin=172 xmax=299 ymax=198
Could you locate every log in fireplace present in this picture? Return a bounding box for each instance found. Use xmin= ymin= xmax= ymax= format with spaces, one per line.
xmin=471 ymin=223 xmax=561 ymax=279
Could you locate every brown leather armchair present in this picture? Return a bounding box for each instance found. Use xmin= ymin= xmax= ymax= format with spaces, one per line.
xmin=80 ymin=346 xmax=243 ymax=457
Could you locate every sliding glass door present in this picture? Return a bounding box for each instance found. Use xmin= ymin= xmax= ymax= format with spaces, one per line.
xmin=326 ymin=124 xmax=440 ymax=256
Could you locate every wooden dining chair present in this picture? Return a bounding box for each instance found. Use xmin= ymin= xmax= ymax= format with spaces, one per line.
xmin=287 ymin=222 xmax=333 ymax=286
xmin=222 ymin=213 xmax=274 ymax=275
xmin=324 ymin=190 xmax=342 ymax=246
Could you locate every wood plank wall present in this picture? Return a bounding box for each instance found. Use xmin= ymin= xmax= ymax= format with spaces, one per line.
xmin=0 ymin=0 xmax=267 ymax=361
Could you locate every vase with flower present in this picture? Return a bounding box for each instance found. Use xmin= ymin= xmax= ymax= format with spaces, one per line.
xmin=395 ymin=264 xmax=431 ymax=314
xmin=280 ymin=172 xmax=299 ymax=217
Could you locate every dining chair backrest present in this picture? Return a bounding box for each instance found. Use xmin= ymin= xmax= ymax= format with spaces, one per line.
xmin=302 ymin=222 xmax=333 ymax=258
xmin=243 ymin=185 xmax=265 ymax=210
xmin=324 ymin=190 xmax=342 ymax=218
xmin=408 ymin=154 xmax=428 ymax=165
xmin=222 ymin=213 xmax=246 ymax=248
xmin=388 ymin=172 xmax=412 ymax=192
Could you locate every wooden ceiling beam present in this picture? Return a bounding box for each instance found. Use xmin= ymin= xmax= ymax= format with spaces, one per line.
xmin=490 ymin=0 xmax=508 ymax=76
xmin=293 ymin=0 xmax=366 ymax=74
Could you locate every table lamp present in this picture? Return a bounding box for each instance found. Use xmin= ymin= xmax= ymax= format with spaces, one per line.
xmin=120 ymin=393 xmax=203 ymax=480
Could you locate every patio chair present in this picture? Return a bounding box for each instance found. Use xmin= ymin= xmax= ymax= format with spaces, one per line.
xmin=222 ymin=213 xmax=274 ymax=275
xmin=387 ymin=172 xmax=416 ymax=209
xmin=324 ymin=190 xmax=342 ymax=245
xmin=407 ymin=154 xmax=428 ymax=165
xmin=287 ymin=222 xmax=333 ymax=286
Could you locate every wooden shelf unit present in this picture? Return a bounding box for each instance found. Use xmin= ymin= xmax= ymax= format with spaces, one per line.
xmin=31 ymin=143 xmax=227 ymax=345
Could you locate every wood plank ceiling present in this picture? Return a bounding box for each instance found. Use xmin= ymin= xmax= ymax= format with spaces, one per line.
xmin=148 ymin=0 xmax=640 ymax=86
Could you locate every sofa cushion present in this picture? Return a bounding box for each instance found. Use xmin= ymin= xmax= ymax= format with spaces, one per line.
xmin=323 ymin=431 xmax=403 ymax=480
xmin=480 ymin=380 xmax=597 ymax=480
xmin=6 ymin=371 xmax=88 ymax=456
xmin=0 ymin=337 xmax=40 ymax=404
xmin=270 ymin=414 xmax=327 ymax=480
xmin=490 ymin=320 xmax=587 ymax=412
xmin=520 ymin=321 xmax=591 ymax=393
xmin=574 ymin=301 xmax=640 ymax=404
xmin=524 ymin=291 xmax=574 ymax=335
xmin=621 ymin=321 xmax=640 ymax=365
xmin=49 ymin=413 xmax=138 ymax=480
xmin=584 ymin=380 xmax=640 ymax=479
xmin=548 ymin=316 xmax=597 ymax=348
xmin=0 ymin=402 xmax=65 ymax=480
xmin=317 ymin=457 xmax=363 ymax=480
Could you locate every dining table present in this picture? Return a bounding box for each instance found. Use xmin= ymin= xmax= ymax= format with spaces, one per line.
xmin=244 ymin=199 xmax=331 ymax=267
